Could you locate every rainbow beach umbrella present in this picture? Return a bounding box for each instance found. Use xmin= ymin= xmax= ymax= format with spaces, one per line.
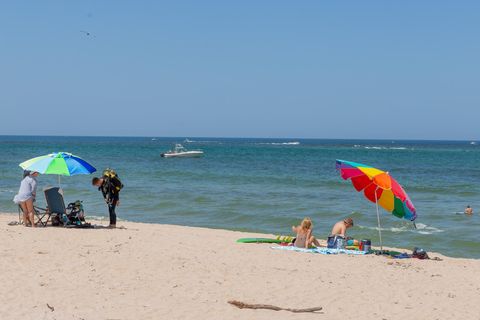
xmin=335 ymin=159 xmax=416 ymax=250
xmin=19 ymin=152 xmax=96 ymax=185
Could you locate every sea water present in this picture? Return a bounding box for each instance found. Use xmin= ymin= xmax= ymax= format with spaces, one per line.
xmin=0 ymin=136 xmax=479 ymax=259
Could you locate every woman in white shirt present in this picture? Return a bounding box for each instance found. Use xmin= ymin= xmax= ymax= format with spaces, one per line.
xmin=13 ymin=171 xmax=40 ymax=227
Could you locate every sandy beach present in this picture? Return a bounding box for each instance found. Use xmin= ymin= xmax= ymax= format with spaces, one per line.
xmin=1 ymin=212 xmax=479 ymax=320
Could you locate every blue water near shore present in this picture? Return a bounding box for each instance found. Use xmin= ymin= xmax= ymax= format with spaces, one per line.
xmin=0 ymin=136 xmax=479 ymax=258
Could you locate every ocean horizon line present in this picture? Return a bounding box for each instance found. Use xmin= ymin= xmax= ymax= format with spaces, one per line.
xmin=0 ymin=134 xmax=478 ymax=143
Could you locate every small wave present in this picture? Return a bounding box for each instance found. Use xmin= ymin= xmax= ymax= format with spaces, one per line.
xmin=354 ymin=145 xmax=409 ymax=150
xmin=272 ymin=142 xmax=300 ymax=145
xmin=414 ymin=223 xmax=445 ymax=234
xmin=0 ymin=189 xmax=15 ymax=193
xmin=357 ymin=223 xmax=444 ymax=235
xmin=353 ymin=145 xmax=387 ymax=150
xmin=84 ymin=215 xmax=108 ymax=221
xmin=183 ymin=139 xmax=221 ymax=144
xmin=258 ymin=141 xmax=300 ymax=146
xmin=357 ymin=224 xmax=410 ymax=233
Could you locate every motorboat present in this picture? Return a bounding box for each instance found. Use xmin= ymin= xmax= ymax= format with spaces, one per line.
xmin=161 ymin=144 xmax=204 ymax=158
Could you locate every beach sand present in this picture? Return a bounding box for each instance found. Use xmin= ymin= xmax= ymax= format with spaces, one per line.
xmin=1 ymin=213 xmax=479 ymax=320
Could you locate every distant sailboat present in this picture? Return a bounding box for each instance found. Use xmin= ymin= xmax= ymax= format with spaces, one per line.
xmin=470 ymin=141 xmax=476 ymax=145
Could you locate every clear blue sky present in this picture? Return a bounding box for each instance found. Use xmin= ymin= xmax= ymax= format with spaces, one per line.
xmin=1 ymin=1 xmax=479 ymax=140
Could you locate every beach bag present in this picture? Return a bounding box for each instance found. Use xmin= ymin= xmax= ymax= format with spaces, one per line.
xmin=67 ymin=200 xmax=85 ymax=221
xmin=412 ymin=247 xmax=429 ymax=259
xmin=327 ymin=235 xmax=345 ymax=249
xmin=51 ymin=214 xmax=61 ymax=226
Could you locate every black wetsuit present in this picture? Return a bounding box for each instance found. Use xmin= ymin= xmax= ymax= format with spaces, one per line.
xmin=99 ymin=177 xmax=122 ymax=225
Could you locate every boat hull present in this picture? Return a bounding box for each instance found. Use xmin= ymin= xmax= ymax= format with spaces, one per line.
xmin=161 ymin=151 xmax=204 ymax=158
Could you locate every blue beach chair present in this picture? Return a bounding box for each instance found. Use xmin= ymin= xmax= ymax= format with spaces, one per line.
xmin=44 ymin=186 xmax=90 ymax=227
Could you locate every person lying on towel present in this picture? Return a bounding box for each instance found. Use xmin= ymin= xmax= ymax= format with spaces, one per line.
xmin=327 ymin=218 xmax=354 ymax=249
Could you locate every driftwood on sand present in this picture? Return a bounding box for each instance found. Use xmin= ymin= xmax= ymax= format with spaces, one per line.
xmin=228 ymin=300 xmax=323 ymax=313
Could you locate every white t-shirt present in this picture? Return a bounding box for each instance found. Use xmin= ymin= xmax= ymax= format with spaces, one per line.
xmin=13 ymin=176 xmax=37 ymax=204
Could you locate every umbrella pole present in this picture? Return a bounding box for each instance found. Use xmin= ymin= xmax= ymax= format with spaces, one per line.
xmin=58 ymin=176 xmax=61 ymax=189
xmin=374 ymin=188 xmax=383 ymax=252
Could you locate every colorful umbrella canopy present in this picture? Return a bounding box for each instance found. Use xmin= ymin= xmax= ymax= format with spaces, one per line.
xmin=19 ymin=152 xmax=96 ymax=176
xmin=336 ymin=159 xmax=416 ymax=221
xmin=335 ymin=159 xmax=416 ymax=251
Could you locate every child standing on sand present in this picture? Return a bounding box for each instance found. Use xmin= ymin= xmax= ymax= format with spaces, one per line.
xmin=291 ymin=217 xmax=321 ymax=248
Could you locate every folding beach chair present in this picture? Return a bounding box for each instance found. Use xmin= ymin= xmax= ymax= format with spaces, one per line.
xmin=17 ymin=203 xmax=50 ymax=227
xmin=44 ymin=186 xmax=90 ymax=227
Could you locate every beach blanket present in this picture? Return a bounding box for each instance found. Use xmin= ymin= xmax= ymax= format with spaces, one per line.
xmin=271 ymin=246 xmax=367 ymax=255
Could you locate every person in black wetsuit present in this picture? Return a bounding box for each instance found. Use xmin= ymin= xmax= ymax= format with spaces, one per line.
xmin=92 ymin=173 xmax=123 ymax=228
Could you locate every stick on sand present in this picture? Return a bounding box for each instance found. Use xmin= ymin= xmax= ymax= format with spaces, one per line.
xmin=228 ymin=300 xmax=323 ymax=313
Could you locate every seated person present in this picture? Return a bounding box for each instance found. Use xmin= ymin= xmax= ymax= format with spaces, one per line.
xmin=291 ymin=217 xmax=321 ymax=248
xmin=327 ymin=217 xmax=354 ymax=248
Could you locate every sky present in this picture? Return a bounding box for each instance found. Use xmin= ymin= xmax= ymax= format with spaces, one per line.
xmin=1 ymin=1 xmax=479 ymax=140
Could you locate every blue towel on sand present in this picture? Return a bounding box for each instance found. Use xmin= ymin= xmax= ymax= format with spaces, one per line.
xmin=271 ymin=246 xmax=367 ymax=255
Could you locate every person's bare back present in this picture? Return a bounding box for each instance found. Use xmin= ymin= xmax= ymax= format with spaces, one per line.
xmin=291 ymin=217 xmax=320 ymax=248
xmin=330 ymin=218 xmax=354 ymax=237
xmin=330 ymin=221 xmax=346 ymax=237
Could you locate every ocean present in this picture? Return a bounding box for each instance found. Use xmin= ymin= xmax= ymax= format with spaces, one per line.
xmin=0 ymin=136 xmax=479 ymax=258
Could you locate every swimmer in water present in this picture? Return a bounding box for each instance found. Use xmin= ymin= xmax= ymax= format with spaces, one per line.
xmin=464 ymin=205 xmax=473 ymax=215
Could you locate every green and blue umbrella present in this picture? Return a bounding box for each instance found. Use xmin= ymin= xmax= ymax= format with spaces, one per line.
xmin=19 ymin=152 xmax=96 ymax=176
